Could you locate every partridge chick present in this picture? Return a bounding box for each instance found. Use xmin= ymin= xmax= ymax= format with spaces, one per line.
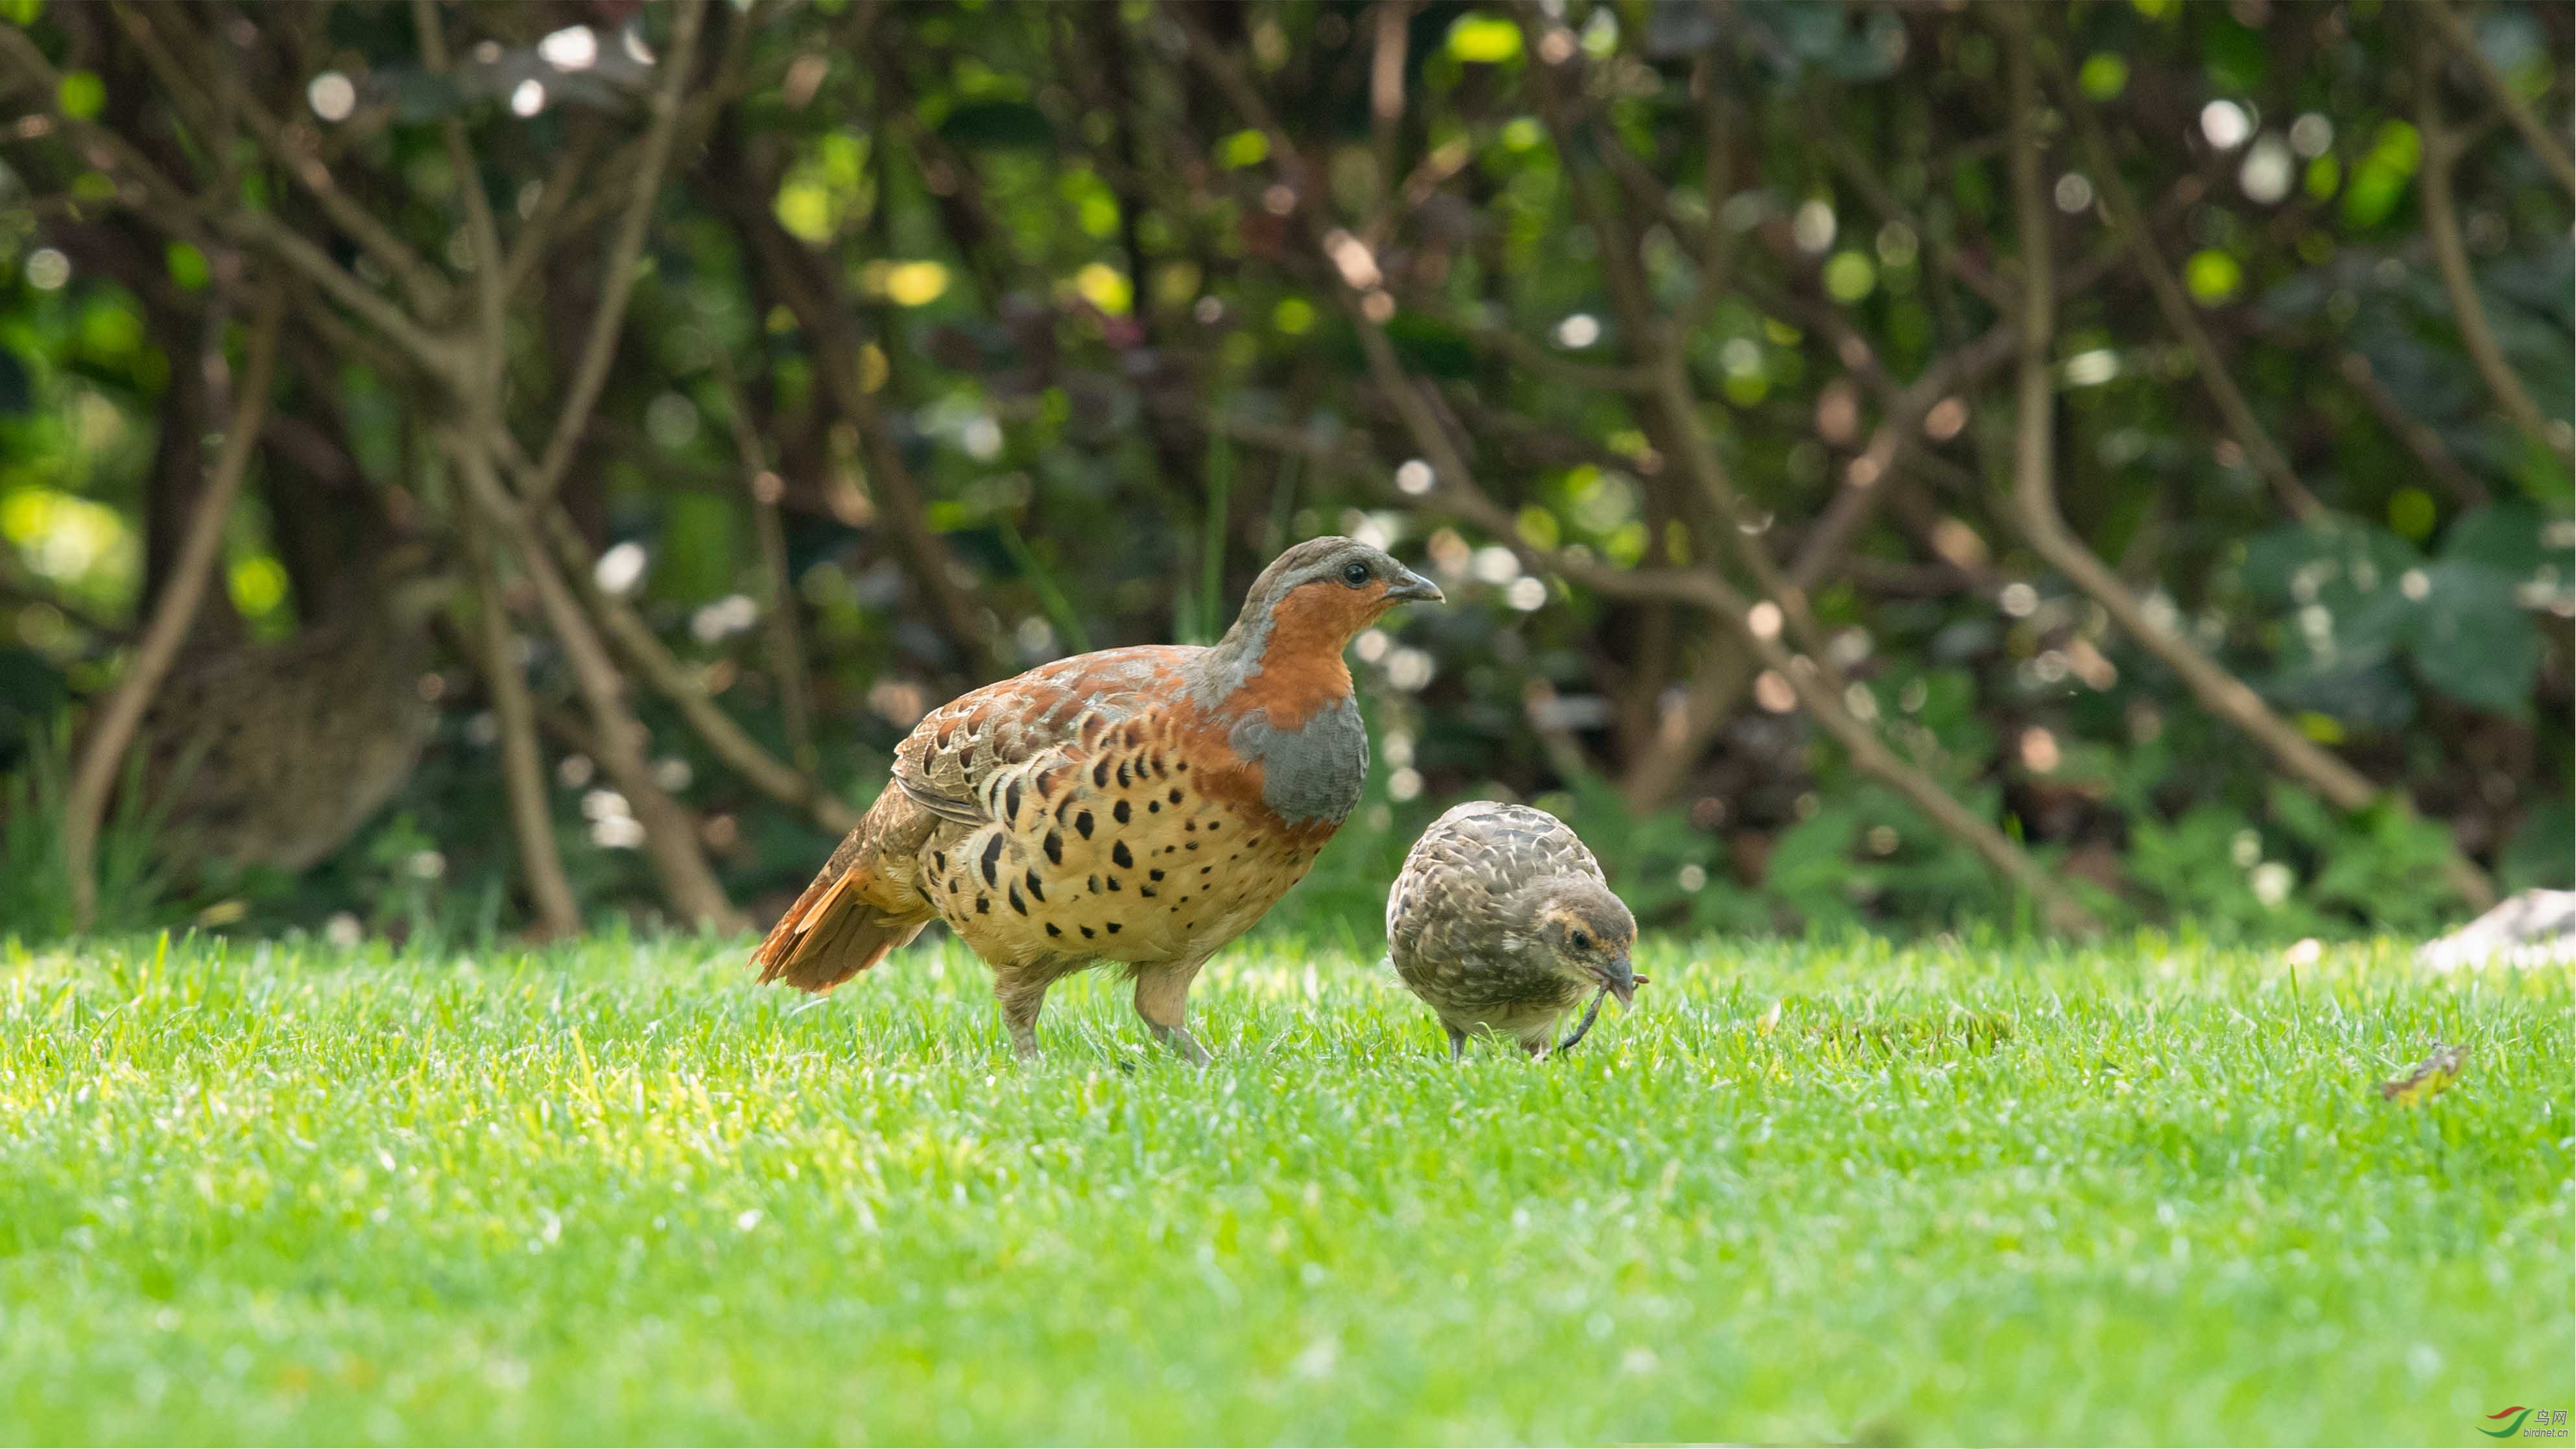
xmin=752 ymin=537 xmax=1442 ymax=1062
xmin=1387 ymin=801 xmax=1641 ymax=1059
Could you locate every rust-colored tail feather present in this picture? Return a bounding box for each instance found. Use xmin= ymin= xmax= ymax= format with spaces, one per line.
xmin=751 ymin=866 xmax=925 ymax=992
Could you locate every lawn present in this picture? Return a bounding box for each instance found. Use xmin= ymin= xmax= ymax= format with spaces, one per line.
xmin=0 ymin=928 xmax=2568 ymax=1445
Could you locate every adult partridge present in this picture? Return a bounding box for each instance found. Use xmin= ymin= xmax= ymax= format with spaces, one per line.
xmin=128 ymin=548 xmax=452 ymax=876
xmin=751 ymin=537 xmax=1442 ymax=1061
xmin=1386 ymin=801 xmax=1641 ymax=1059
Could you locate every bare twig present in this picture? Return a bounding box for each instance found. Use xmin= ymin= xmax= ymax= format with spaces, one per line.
xmin=711 ymin=346 xmax=821 ymax=775
xmin=2425 ymin=0 xmax=2575 ymax=196
xmin=2337 ymin=352 xmax=2490 ymax=508
xmin=455 ymin=440 xmax=744 ymax=930
xmin=0 ymin=29 xmax=218 ymax=239
xmin=1180 ymin=10 xmax=2101 ymax=936
xmin=117 ymin=3 xmax=454 ymax=318
xmin=518 ymin=0 xmax=710 ymax=513
xmin=226 ymin=209 xmax=471 ymax=384
xmin=64 ymin=289 xmax=282 ymax=928
xmin=1521 ymin=39 xmax=1849 ymax=691
xmin=457 ymin=512 xmax=583 ymax=939
xmin=710 ymin=137 xmax=1001 ymax=670
xmin=2056 ymin=72 xmax=2328 ymax=523
xmin=410 ymin=0 xmax=507 ymax=401
xmin=1999 ymin=20 xmax=2495 ymax=911
xmin=1461 ymin=319 xmax=1653 ymax=392
xmin=2416 ymin=39 xmax=2575 ymax=465
xmin=536 ymin=506 xmax=861 ymax=836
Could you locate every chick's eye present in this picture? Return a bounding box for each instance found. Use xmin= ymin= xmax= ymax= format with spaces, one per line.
xmin=1569 ymin=930 xmax=1592 ymax=952
xmin=1340 ymin=560 xmax=1372 ymax=587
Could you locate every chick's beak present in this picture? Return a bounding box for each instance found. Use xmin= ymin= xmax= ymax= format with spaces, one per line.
xmin=1385 ymin=569 xmax=1444 ymax=604
xmin=1595 ymin=954 xmax=1636 ymax=1007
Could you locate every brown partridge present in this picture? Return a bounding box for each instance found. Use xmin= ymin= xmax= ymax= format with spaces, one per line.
xmin=126 ymin=549 xmax=452 ymax=876
xmin=1386 ymin=801 xmax=1641 ymax=1059
xmin=751 ymin=537 xmax=1442 ymax=1061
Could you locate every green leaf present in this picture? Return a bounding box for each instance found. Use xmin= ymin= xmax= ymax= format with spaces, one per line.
xmin=2407 ymin=561 xmax=2539 ymax=714
xmin=1381 ymin=313 xmax=1475 ymax=379
xmin=936 ymin=101 xmax=1055 ymax=151
xmin=2437 ymin=502 xmax=2547 ymax=578
xmin=2183 ymin=250 xmax=2241 ymax=306
xmin=56 ymin=70 xmax=104 ymax=121
xmin=164 ymin=242 xmax=209 ymax=293
xmin=1446 ymin=13 xmax=1523 ymax=64
xmin=2077 ymin=53 xmax=2129 ymax=100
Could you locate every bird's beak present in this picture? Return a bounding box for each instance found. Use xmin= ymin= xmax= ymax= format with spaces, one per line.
xmin=1593 ymin=954 xmax=1637 ymax=1007
xmin=1385 ymin=569 xmax=1444 ymax=604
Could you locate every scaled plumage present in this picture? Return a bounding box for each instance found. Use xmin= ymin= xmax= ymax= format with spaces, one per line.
xmin=752 ymin=537 xmax=1442 ymax=1061
xmin=128 ymin=550 xmax=451 ymax=875
xmin=1386 ymin=801 xmax=1641 ymax=1058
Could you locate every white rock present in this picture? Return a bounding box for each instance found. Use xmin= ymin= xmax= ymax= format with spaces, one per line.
xmin=2417 ymin=889 xmax=2576 ymax=971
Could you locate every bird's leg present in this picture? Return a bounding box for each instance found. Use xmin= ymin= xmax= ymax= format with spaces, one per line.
xmin=1132 ymin=959 xmax=1211 ymax=1065
xmin=1445 ymin=1023 xmax=1468 ymax=1061
xmin=994 ymin=972 xmax=1053 ymax=1061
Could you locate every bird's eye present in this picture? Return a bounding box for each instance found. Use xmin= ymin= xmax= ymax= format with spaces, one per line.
xmin=1569 ymin=930 xmax=1592 ymax=952
xmin=1340 ymin=560 xmax=1372 ymax=587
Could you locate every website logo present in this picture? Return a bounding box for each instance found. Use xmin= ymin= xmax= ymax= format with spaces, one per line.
xmin=2485 ymin=1408 xmax=2572 ymax=1441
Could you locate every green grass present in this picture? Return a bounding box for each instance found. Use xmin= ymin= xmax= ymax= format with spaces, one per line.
xmin=1 ymin=929 xmax=2568 ymax=1445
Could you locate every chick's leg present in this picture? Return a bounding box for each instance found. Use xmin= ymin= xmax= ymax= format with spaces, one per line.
xmin=1132 ymin=958 xmax=1211 ymax=1065
xmin=1445 ymin=1023 xmax=1468 ymax=1061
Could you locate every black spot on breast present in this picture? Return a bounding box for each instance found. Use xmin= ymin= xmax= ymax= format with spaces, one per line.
xmin=980 ymin=834 xmax=1003 ymax=886
xmin=1075 ymin=811 xmax=1094 ymax=839
xmin=1149 ymin=801 xmax=1161 ymax=814
xmin=1184 ymin=821 xmax=1196 ymax=832
xmin=1149 ymin=754 xmax=1166 ymax=777
xmin=931 ymin=849 xmax=948 ymax=873
xmin=1008 ymin=884 xmax=1027 ymax=915
xmin=1176 ymin=762 xmax=1188 ymax=772
xmin=1087 ymin=874 xmax=1100 ymax=892
xmin=1106 ymin=877 xmax=1122 ymax=891
xmin=1003 ymin=782 xmax=1021 ymax=821
xmin=1149 ymin=869 xmax=1165 ymax=881
xmin=1046 ymin=923 xmax=1062 ymax=937
xmin=1169 ymin=788 xmax=1184 ymax=805
xmin=1114 ymin=800 xmax=1130 ymax=825
xmin=1116 ymin=761 xmax=1131 ymax=789
xmin=976 ymin=895 xmax=991 ymax=914
xmin=1112 ymin=842 xmax=1133 ymax=869
xmin=1025 ymin=870 xmax=1046 ymax=902
xmin=1091 ymin=760 xmax=1110 ymax=788
xmin=1200 ymin=866 xmax=1213 ymax=875
xmin=1186 ymin=842 xmax=1200 ymax=851
xmin=1106 ymin=923 xmax=1122 ymax=934
xmin=1140 ymin=886 xmax=1158 ymax=899
xmin=1080 ymin=925 xmax=1095 ymax=939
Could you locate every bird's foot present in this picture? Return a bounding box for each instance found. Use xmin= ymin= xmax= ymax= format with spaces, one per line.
xmin=1148 ymin=1022 xmax=1212 ymax=1066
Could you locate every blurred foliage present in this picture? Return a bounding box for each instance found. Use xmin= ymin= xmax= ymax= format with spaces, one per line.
xmin=0 ymin=0 xmax=2566 ymax=946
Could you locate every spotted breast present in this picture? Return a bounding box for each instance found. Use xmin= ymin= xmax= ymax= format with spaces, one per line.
xmin=750 ymin=536 xmax=1442 ymax=1062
